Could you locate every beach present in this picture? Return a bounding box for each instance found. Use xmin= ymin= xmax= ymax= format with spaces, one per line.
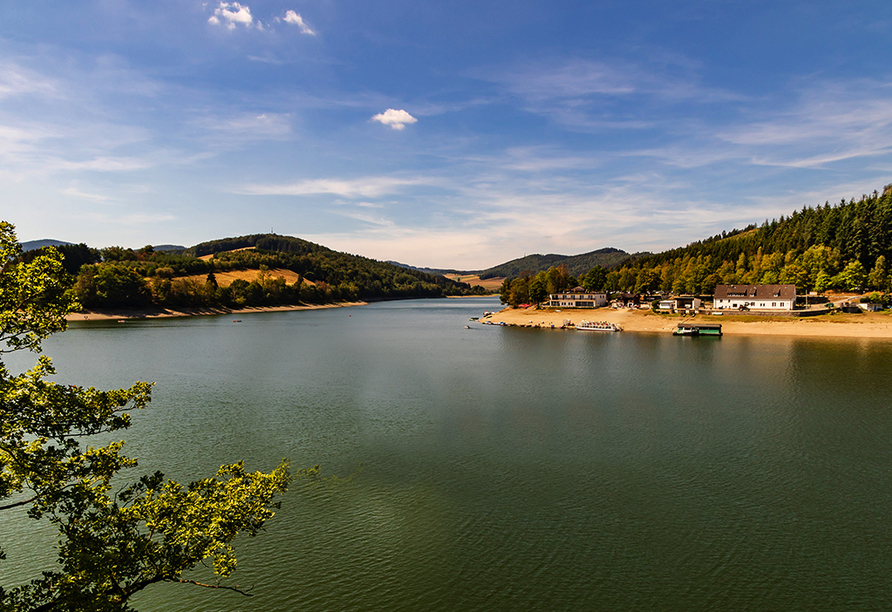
xmin=66 ymin=301 xmax=368 ymax=321
xmin=483 ymin=306 xmax=892 ymax=339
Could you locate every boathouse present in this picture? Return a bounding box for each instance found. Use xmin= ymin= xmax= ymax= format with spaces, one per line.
xmin=674 ymin=323 xmax=723 ymax=336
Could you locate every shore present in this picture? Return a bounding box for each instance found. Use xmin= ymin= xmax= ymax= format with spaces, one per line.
xmin=66 ymin=301 xmax=368 ymax=321
xmin=483 ymin=306 xmax=892 ymax=339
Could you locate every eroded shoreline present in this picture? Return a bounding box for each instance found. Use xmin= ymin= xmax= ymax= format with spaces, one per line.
xmin=483 ymin=306 xmax=892 ymax=339
xmin=66 ymin=301 xmax=368 ymax=321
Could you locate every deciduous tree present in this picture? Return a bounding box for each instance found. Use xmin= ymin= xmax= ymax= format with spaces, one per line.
xmin=0 ymin=222 xmax=296 ymax=611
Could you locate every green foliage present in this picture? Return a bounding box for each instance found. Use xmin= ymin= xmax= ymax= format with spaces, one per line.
xmin=581 ymin=266 xmax=607 ymax=292
xmin=0 ymin=223 xmax=76 ymax=354
xmin=839 ymin=260 xmax=867 ymax=291
xmin=68 ymin=234 xmax=486 ymax=311
xmin=75 ymin=264 xmax=153 ymax=309
xmin=0 ymin=223 xmax=294 ymax=611
xmin=528 ymin=276 xmax=547 ymax=305
xmin=868 ymin=255 xmax=888 ymax=291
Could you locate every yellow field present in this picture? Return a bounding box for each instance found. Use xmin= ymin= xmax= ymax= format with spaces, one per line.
xmin=444 ymin=274 xmax=504 ymax=290
xmin=179 ymin=268 xmax=313 ymax=287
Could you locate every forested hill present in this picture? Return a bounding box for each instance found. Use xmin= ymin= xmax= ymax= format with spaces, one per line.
xmin=478 ymin=247 xmax=634 ymax=279
xmin=29 ymin=232 xmax=487 ymax=311
xmin=600 ymin=183 xmax=892 ymax=295
xmin=183 ymin=233 xmax=326 ymax=258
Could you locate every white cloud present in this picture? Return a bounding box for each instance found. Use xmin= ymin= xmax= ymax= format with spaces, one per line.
xmin=282 ymin=10 xmax=315 ymax=35
xmin=194 ymin=112 xmax=293 ymax=143
xmin=208 ymin=2 xmax=255 ymax=30
xmin=371 ymin=109 xmax=418 ymax=130
xmin=0 ymin=62 xmax=57 ymax=100
xmin=239 ymin=176 xmax=428 ymax=198
xmin=59 ymin=186 xmax=114 ymax=203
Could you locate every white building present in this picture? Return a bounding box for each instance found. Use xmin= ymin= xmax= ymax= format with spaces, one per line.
xmin=548 ymin=287 xmax=607 ymax=308
xmin=713 ymin=284 xmax=796 ymax=311
xmin=658 ymin=296 xmax=702 ymax=312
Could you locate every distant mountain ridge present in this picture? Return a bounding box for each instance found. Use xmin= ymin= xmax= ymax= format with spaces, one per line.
xmin=476 ymin=248 xmax=641 ymax=279
xmin=21 ymin=239 xmax=72 ymax=252
xmin=22 ymin=234 xmax=637 ymax=282
xmin=386 ymin=261 xmax=459 ymax=276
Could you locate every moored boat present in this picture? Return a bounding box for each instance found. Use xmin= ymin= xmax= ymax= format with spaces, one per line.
xmin=575 ymin=320 xmax=622 ymax=332
xmin=673 ymin=323 xmax=722 ymax=336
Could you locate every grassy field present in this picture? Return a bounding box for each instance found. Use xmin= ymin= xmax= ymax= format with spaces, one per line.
xmin=179 ymin=268 xmax=312 ymax=287
xmin=444 ymin=274 xmax=504 ymax=291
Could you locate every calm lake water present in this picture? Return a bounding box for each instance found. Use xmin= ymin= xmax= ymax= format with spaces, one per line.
xmin=4 ymin=297 xmax=892 ymax=611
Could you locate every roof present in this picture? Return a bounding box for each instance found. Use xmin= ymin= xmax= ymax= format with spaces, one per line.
xmin=713 ymin=284 xmax=796 ymax=299
xmin=550 ymin=288 xmax=605 ymax=296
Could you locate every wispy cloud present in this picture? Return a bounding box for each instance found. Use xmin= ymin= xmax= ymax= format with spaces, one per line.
xmin=280 ymin=10 xmax=315 ymax=35
xmin=371 ymin=109 xmax=418 ymax=130
xmin=716 ymin=79 xmax=892 ymax=168
xmin=478 ymin=57 xmax=738 ymax=105
xmin=333 ymin=209 xmax=395 ymax=227
xmin=0 ymin=62 xmax=57 ymax=99
xmin=59 ymin=186 xmax=114 ymax=203
xmin=239 ymin=176 xmax=430 ymax=198
xmin=194 ymin=112 xmax=293 ymax=143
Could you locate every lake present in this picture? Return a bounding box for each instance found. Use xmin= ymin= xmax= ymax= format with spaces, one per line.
xmin=4 ymin=296 xmax=892 ymax=611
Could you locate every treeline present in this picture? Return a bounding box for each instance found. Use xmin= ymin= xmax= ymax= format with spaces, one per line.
xmin=500 ymin=184 xmax=892 ymax=302
xmin=26 ymin=234 xmax=487 ymax=310
xmin=499 ymin=264 xmax=595 ymax=307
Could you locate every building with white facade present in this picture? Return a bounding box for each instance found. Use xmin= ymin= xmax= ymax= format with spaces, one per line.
xmin=548 ymin=288 xmax=608 ymax=308
xmin=658 ymin=296 xmax=702 ymax=312
xmin=713 ymin=284 xmax=796 ymax=311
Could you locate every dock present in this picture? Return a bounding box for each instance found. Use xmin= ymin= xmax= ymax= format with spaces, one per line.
xmin=673 ymin=323 xmax=723 ymax=336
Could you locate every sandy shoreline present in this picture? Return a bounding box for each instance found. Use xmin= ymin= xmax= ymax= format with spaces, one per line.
xmin=483 ymin=306 xmax=892 ymax=339
xmin=66 ymin=301 xmax=368 ymax=321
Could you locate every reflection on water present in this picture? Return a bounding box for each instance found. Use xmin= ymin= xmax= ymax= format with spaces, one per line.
xmin=4 ymin=297 xmax=892 ymax=611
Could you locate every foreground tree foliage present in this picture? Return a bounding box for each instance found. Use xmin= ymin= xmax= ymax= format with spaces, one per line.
xmin=0 ymin=222 xmax=297 ymax=611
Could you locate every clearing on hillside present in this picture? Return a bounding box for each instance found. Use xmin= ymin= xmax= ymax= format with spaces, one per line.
xmin=444 ymin=274 xmax=504 ymax=291
xmin=180 ymin=268 xmax=313 ymax=287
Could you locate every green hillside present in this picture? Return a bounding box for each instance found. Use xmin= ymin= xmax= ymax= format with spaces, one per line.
xmin=50 ymin=233 xmax=487 ymax=310
xmin=598 ymin=184 xmax=892 ymax=295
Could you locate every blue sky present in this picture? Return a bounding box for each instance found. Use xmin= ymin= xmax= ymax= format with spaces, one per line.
xmin=3 ymin=1 xmax=892 ymax=268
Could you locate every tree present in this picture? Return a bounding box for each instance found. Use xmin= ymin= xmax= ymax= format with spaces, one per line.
xmin=839 ymin=260 xmax=867 ymax=291
xmin=868 ymin=255 xmax=887 ymax=291
xmin=0 ymin=222 xmax=297 ymax=611
xmin=499 ymin=277 xmax=512 ymax=305
xmin=507 ymin=276 xmax=530 ymax=307
xmin=581 ymin=266 xmax=606 ymax=292
xmin=528 ymin=276 xmax=548 ymax=305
